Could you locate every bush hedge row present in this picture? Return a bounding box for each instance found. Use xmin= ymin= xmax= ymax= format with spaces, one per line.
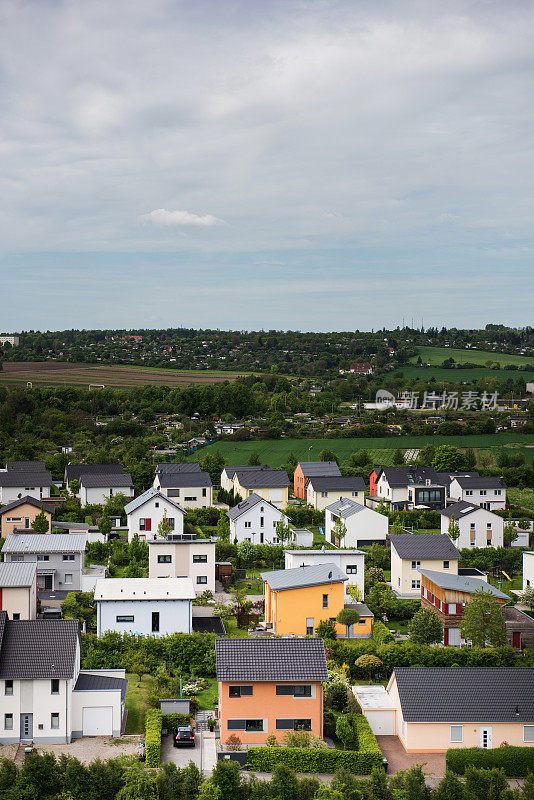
xmin=145 ymin=709 xmax=162 ymax=767
xmin=446 ymin=746 xmax=534 ymax=777
xmin=162 ymin=712 xmax=192 ymax=729
xmin=372 ymin=620 xmax=394 ymax=645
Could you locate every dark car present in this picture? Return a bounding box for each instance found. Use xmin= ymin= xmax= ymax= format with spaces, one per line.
xmin=173 ymin=725 xmax=195 ymax=748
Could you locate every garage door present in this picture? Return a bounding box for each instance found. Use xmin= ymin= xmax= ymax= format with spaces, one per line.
xmin=366 ymin=710 xmax=395 ymax=735
xmin=82 ymin=706 xmax=113 ymax=736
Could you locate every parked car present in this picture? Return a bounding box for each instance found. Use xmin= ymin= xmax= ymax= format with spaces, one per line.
xmin=173 ymin=725 xmax=195 ymax=748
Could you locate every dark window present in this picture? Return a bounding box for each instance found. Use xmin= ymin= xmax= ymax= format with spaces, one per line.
xmin=346 ymin=565 xmax=358 ymax=574
xmin=196 ymin=576 xmax=208 ymax=584
xmin=193 ymin=554 xmax=208 ymax=563
xmin=294 ymin=719 xmax=312 ymax=731
xmin=202 ymin=488 xmax=207 ymax=497
xmin=5 ymin=680 xmax=13 ymax=696
xmin=12 ymin=613 xmax=20 ymax=620
xmin=293 ymin=685 xmax=312 ymax=697
xmin=152 ymin=612 xmax=160 ymax=632
xmin=51 ymin=679 xmax=59 ymax=695
xmin=62 ymin=554 xmax=75 ymax=561
xmin=276 ymin=684 xmax=311 ymax=697
xmin=116 ymin=615 xmax=134 ymax=622
xmin=229 ymin=685 xmax=253 ymax=698
xmin=245 ymin=719 xmax=263 ymax=732
xmin=276 ymin=685 xmax=294 ymax=695
xmin=227 ymin=719 xmax=246 ymax=730
xmin=276 ymin=719 xmax=294 ymax=730
xmin=158 ymin=555 xmax=172 ymax=563
xmin=322 ymin=594 xmax=328 ymax=609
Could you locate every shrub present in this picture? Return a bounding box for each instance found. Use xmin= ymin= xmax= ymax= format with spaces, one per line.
xmin=247 ymin=746 xmax=383 ymax=774
xmin=145 ymin=709 xmax=162 ymax=767
xmin=372 ymin=620 xmax=394 ymax=645
xmin=161 ymin=713 xmax=191 ymax=729
xmin=225 ymin=734 xmax=242 ymax=751
xmin=446 ymin=746 xmax=534 ymax=777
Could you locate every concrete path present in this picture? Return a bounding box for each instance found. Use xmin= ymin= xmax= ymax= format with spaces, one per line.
xmin=161 ymin=729 xmax=217 ymax=776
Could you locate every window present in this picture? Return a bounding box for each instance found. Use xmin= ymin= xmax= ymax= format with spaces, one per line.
xmin=6 ymin=517 xmax=21 ymax=523
xmin=524 ymin=726 xmax=534 ymax=743
xmin=294 ymin=719 xmax=312 ymax=731
xmin=5 ymin=680 xmax=13 ymax=696
xmin=36 ymin=555 xmax=49 ymax=562
xmin=244 ymin=521 xmax=251 ymax=528
xmin=276 ymin=685 xmax=311 ymax=697
xmin=197 ymin=576 xmax=208 ymax=584
xmin=322 ymin=594 xmax=329 ymax=609
xmin=346 ymin=565 xmax=358 ymax=574
xmin=487 ymin=540 xmax=492 ymax=547
xmin=64 ymin=574 xmax=73 ymax=584
xmin=293 ymin=685 xmax=312 ymax=697
xmin=158 ymin=555 xmax=172 ymax=563
xmin=202 ymin=488 xmax=207 ymax=497
xmin=321 ymin=492 xmax=328 ymax=498
xmin=116 ymin=615 xmax=134 ymax=622
xmin=411 ymin=580 xmax=421 ymax=589
xmin=260 ymin=517 xmax=264 ymax=527
xmin=466 ymin=490 xmax=473 ymax=496
xmin=155 ymin=502 xmax=159 ymax=508
xmin=4 ymin=714 xmax=13 ymax=730
xmin=167 ymin=517 xmax=175 ymax=530
xmin=450 ymin=725 xmax=463 ymax=743
xmin=470 ymin=523 xmax=475 ymax=530
xmin=152 ymin=612 xmax=160 ymax=633
xmin=139 ymin=518 xmax=151 ymax=531
xmin=12 ymin=613 xmax=19 ymax=620
xmin=411 ymin=560 xmax=421 ymax=569
xmin=193 ymin=554 xmax=207 ymax=563
xmin=51 ymin=679 xmax=59 ymax=695
xmin=185 ymin=497 xmax=197 ymax=502
xmin=245 ymin=719 xmax=263 ymax=732
xmin=487 ymin=523 xmax=492 ymax=529
xmin=62 ymin=554 xmax=75 ymax=561
xmin=51 ymin=713 xmax=60 ymax=729
xmin=229 ymin=685 xmax=253 ymax=698
xmin=480 ymin=490 xmax=487 ymax=496
xmin=443 ymin=561 xmax=450 ymax=569
xmin=494 ymin=489 xmax=501 ymax=496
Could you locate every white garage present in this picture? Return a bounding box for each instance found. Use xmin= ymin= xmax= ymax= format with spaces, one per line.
xmin=352 ymin=685 xmax=396 ymax=735
xmin=82 ymin=706 xmax=113 ymax=736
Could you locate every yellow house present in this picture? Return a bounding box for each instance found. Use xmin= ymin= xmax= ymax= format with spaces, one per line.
xmin=388 ymin=667 xmax=534 ymax=752
xmin=306 ymin=476 xmax=366 ymax=511
xmin=233 ymin=468 xmax=290 ymax=509
xmin=261 ymin=562 xmax=373 ymax=638
xmin=389 ymin=534 xmax=461 ymax=597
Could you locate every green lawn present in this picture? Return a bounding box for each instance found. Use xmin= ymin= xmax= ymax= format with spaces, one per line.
xmin=396 ymin=365 xmax=534 ymax=383
xmin=488 ymin=576 xmax=522 ymax=597
xmin=196 ymin=679 xmax=219 ymax=711
xmin=236 ymin=570 xmax=264 ymax=594
xmin=125 ymin=673 xmax=155 ymax=733
xmin=188 ymin=433 xmax=534 ymax=467
xmin=508 ymin=487 xmax=534 ymax=510
xmin=411 ymin=346 xmax=534 ymax=367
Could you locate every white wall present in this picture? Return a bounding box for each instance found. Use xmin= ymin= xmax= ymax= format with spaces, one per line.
xmin=325 ymin=506 xmax=388 ymax=547
xmin=440 ymin=508 xmax=504 ymax=549
xmin=127 ymin=496 xmax=184 ymax=542
xmin=523 ymin=552 xmax=534 ymax=592
xmin=307 ymin=486 xmax=365 ymax=511
xmin=97 ymin=598 xmax=192 ymax=636
xmin=0 ymin=484 xmax=50 ymax=505
xmin=391 ymin=551 xmax=458 ymax=597
xmin=1 ymin=584 xmax=36 ymax=620
xmin=148 ymin=539 xmax=216 ymax=594
xmin=81 ymin=485 xmax=134 ymax=507
xmin=285 ymin=550 xmax=365 ymax=599
xmin=449 ymin=480 xmax=506 ymax=510
xmin=156 ymin=483 xmax=213 ymax=509
xmin=0 ymin=678 xmax=73 ymax=743
xmin=229 ymin=503 xmax=287 ymax=545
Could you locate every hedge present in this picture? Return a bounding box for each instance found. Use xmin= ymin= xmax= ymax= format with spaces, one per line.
xmin=372 ymin=620 xmax=394 ymax=645
xmin=145 ymin=709 xmax=162 ymax=767
xmin=354 ymin=713 xmax=383 ymax=759
xmin=162 ymin=712 xmax=192 ymax=729
xmin=446 ymin=746 xmax=534 ymax=777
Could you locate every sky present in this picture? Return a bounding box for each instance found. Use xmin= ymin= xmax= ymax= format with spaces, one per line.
xmin=1 ymin=0 xmax=533 ymax=333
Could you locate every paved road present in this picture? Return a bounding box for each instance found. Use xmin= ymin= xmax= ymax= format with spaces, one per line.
xmin=161 ymin=729 xmax=217 ymax=775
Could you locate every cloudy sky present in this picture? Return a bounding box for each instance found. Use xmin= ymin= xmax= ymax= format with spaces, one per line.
xmin=1 ymin=0 xmax=533 ymax=332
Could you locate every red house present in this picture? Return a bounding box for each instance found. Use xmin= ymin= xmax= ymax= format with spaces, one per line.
xmin=350 ymin=362 xmax=373 ymax=375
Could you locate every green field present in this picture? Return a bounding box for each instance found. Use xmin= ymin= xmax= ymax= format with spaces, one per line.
xmin=412 ymin=346 xmax=534 ymax=367
xmin=191 ymin=433 xmax=534 ymax=467
xmin=398 ymin=346 xmax=534 ymax=384
xmin=396 ymin=365 xmax=534 ymax=383
xmin=508 ymin=488 xmax=534 ymax=511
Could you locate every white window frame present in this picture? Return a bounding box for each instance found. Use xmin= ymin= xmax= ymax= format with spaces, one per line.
xmin=450 ymin=725 xmax=463 ymax=743
xmin=524 ymin=725 xmax=534 ymax=743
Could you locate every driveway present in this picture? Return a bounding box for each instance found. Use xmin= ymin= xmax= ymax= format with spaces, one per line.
xmin=161 ymin=729 xmax=216 ymax=775
xmin=376 ymin=736 xmax=446 ymax=777
xmin=0 ymin=736 xmax=141 ymax=765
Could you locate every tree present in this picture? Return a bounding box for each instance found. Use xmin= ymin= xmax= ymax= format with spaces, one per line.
xmin=270 ymin=763 xmax=300 ymax=800
xmin=210 ymin=759 xmax=241 ymax=800
xmin=69 ymin=479 xmax=81 ymax=495
xmin=316 ymin=619 xmax=337 ymax=640
xmin=32 ymin=510 xmax=49 ymax=534
xmin=519 ymin=586 xmax=534 ymax=612
xmin=465 ymin=448 xmax=477 ymax=470
xmin=432 ymin=445 xmax=467 ymax=472
xmin=346 ymin=582 xmax=362 ymax=602
xmin=393 ymin=449 xmax=404 ymax=465
xmin=331 ymin=517 xmax=347 ymax=546
xmin=460 ymin=590 xmax=506 ymax=648
xmin=503 ymin=514 xmax=518 ymax=547
xmin=447 ymin=515 xmax=460 ymax=541
xmin=319 ymin=448 xmax=339 ymax=465
xmin=197 ymin=779 xmax=222 ymax=800
xmin=157 ymin=509 xmax=171 ymax=538
xmin=408 ymin=607 xmax=443 ymax=645
xmin=335 ymin=714 xmax=358 ymax=750
xmin=275 ymin=517 xmax=293 ymax=546
xmin=336 ymin=608 xmax=360 ymax=638
xmin=98 ymin=513 xmax=112 ymax=539
xmin=417 ymin=444 xmax=436 ymax=466
xmin=117 ymin=763 xmax=158 ymax=800
xmin=217 ymin=511 xmax=230 ymax=542
xmin=355 ymin=654 xmax=382 ymax=681
xmin=247 ymin=451 xmax=261 ymax=466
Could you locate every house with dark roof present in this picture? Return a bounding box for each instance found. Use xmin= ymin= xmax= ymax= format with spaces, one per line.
xmin=232 ymin=468 xmax=290 ymax=509
xmin=226 ymin=493 xmax=289 ymax=545
xmin=0 ymin=562 xmax=37 ymax=620
xmin=306 ymin=475 xmax=366 ymax=511
xmin=216 ymin=637 xmax=328 ymax=745
xmin=440 ymin=500 xmax=504 ymax=549
xmin=153 ymin=469 xmax=213 ymax=509
xmin=220 ymin=465 xmax=272 ymax=493
xmin=79 ymin=472 xmax=134 ymax=507
xmin=325 ymin=497 xmax=388 ymax=548
xmin=387 ymin=667 xmax=534 ymax=752
xmin=389 ymin=534 xmax=460 ymax=597
xmin=371 ymin=466 xmax=447 ymax=511
xmin=0 ymin=610 xmax=127 ymax=743
xmin=155 ymin=462 xmax=202 ymax=474
xmin=449 ymin=475 xmax=506 ymax=510
xmin=293 ymin=461 xmax=341 ymax=500
xmin=0 ymin=470 xmax=54 ymax=506
xmin=124 ymin=487 xmax=185 ymax=542
xmin=0 ymin=496 xmax=54 ymax=538
xmin=64 ymin=463 xmax=125 ymax=486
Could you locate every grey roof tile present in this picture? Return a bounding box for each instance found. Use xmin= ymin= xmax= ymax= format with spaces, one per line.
xmin=216 ymin=638 xmax=328 ymax=682
xmin=0 ymin=618 xmax=79 ymax=679
xmin=6 ymin=461 xmax=47 ymax=472
xmin=298 ymin=462 xmax=341 ymax=478
xmin=325 ymin=498 xmax=368 ymax=517
xmin=80 ymin=472 xmax=133 ymax=488
xmin=0 ymin=471 xmax=53 ymax=487
xmin=419 ymin=568 xmax=509 ymax=598
xmin=234 ymin=469 xmax=289 ymax=488
xmin=124 ymin=488 xmax=185 ymax=515
xmin=156 ymin=462 xmax=202 ymax=473
xmin=261 ymin=562 xmax=347 ymax=590
xmin=158 ymin=471 xmax=212 ymax=488
xmin=389 ymin=534 xmax=460 ymax=560
xmin=2 ymin=532 xmax=87 ymax=553
xmin=227 ymin=493 xmax=282 ymax=520
xmin=0 ymin=496 xmax=54 ymax=515
xmin=308 ymin=476 xmax=366 ymax=492
xmin=440 ymin=500 xmax=498 ymax=519
xmin=453 ymin=476 xmax=506 ymax=489
xmin=65 ymin=464 xmax=124 ymax=482
xmin=0 ymin=561 xmax=37 ymax=587
xmin=74 ymin=671 xmax=128 ymax=700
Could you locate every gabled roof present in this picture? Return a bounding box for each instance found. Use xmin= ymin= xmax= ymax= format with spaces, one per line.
xmin=261 ymin=562 xmax=347 ymax=591
xmin=234 ymin=469 xmax=289 ymax=488
xmin=307 ymin=476 xmax=366 ymax=492
xmin=156 ymin=462 xmax=202 ymax=473
xmin=325 ymin=498 xmax=371 ymax=518
xmin=375 ymin=466 xmax=442 ymax=487
xmin=227 ymin=493 xmax=284 ymax=521
xmin=74 ymin=671 xmax=128 ymax=700
xmin=389 ymin=534 xmax=460 ymax=560
xmin=65 ymin=463 xmax=125 ymax=482
xmin=419 ymin=568 xmax=509 ymax=598
xmin=216 ymin=638 xmax=328 ymax=682
xmin=286 ymin=548 xmax=364 ymax=555
xmin=435 ymin=471 xmax=479 ymax=486
xmin=94 ymin=577 xmax=196 ymax=601
xmin=441 ymin=500 xmax=500 ymax=520
xmin=452 ymin=476 xmax=506 ymax=489
xmin=2 ymin=532 xmax=87 ymax=553
xmin=124 ymin=487 xmax=185 ymax=515
xmin=298 ymin=461 xmax=341 ymax=478
xmin=344 ymin=602 xmax=374 ymax=618
xmin=6 ymin=461 xmax=47 ymax=472
xmin=157 ymin=471 xmax=212 ymax=488
xmin=392 ymin=668 xmax=534 ymax=722
xmin=0 ymin=471 xmax=53 ymax=487
xmin=80 ymin=473 xmax=133 ymax=488
xmin=0 ymin=618 xmax=79 ymax=679
xmin=222 ymin=465 xmax=272 ymax=479
xmin=0 ymin=496 xmax=54 ymax=516
xmin=0 ymin=561 xmax=37 ymax=587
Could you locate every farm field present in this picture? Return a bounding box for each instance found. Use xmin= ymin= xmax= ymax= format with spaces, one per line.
xmin=0 ymin=361 xmax=248 ymax=388
xmin=399 ymin=346 xmax=534 ymax=384
xmin=411 ymin=346 xmax=534 ymax=367
xmin=190 ymin=433 xmax=534 ymax=467
xmin=508 ymin=488 xmax=534 ymax=511
xmin=396 ymin=365 xmax=534 ymax=383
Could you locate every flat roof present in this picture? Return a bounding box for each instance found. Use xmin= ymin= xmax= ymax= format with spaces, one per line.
xmin=94 ymin=577 xmax=196 ymax=601
xmin=352 ymin=685 xmax=395 ymax=711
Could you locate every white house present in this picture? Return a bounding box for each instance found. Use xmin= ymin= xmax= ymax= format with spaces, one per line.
xmin=95 ymin=577 xmax=195 ymax=637
xmin=226 ymin=493 xmax=289 ymax=545
xmin=79 ymin=473 xmax=134 ymax=507
xmin=147 ymin=533 xmax=216 ymax=594
xmin=0 ymin=470 xmax=54 ymax=505
xmin=325 ymin=498 xmax=388 ymax=548
xmin=306 ymin=476 xmax=366 ymax=511
xmin=372 ymin=467 xmax=446 ymax=511
xmin=389 ymin=534 xmax=461 ymax=597
xmin=285 ymin=547 xmax=365 ymax=600
xmin=125 ymin=488 xmax=185 ymax=542
xmin=449 ymin=476 xmax=506 ymax=510
xmin=220 ymin=465 xmax=272 ymax=493
xmin=440 ymin=501 xmax=504 ymax=549
xmin=523 ymin=551 xmax=534 ymax=592
xmin=0 ymin=612 xmax=127 ymax=743
xmin=0 ymin=562 xmax=37 ymax=620
xmin=153 ymin=470 xmax=213 ymax=509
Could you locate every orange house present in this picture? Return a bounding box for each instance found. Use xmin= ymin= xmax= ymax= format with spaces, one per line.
xmin=0 ymin=497 xmax=53 ymax=538
xmin=293 ymin=461 xmax=341 ymax=500
xmin=216 ymin=638 xmax=327 ymax=745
